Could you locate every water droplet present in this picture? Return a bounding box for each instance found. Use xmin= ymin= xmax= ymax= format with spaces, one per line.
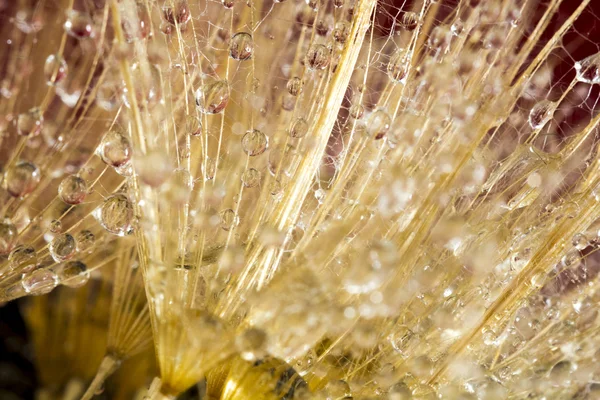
xmin=49 ymin=233 xmax=76 ymax=262
xmin=44 ymin=55 xmax=68 ymax=86
xmin=399 ymin=12 xmax=419 ymax=30
xmin=332 ymin=22 xmax=350 ymax=44
xmin=451 ymin=20 xmax=464 ymax=36
xmin=49 ymin=219 xmax=62 ymax=233
xmin=22 ymin=269 xmax=58 ymax=295
xmin=306 ymin=44 xmax=330 ymax=70
xmin=163 ymin=0 xmax=191 ymax=26
xmin=64 ymin=10 xmax=94 ymax=39
xmin=289 ymin=117 xmax=309 ymax=138
xmin=186 ymin=115 xmax=202 ymax=136
xmin=242 ymin=129 xmax=268 ymax=156
xmin=4 ymin=161 xmax=41 ymax=198
xmin=98 ymin=130 xmax=132 ymax=167
xmin=95 ymin=194 xmax=134 ymax=236
xmin=76 ymin=230 xmax=95 ymax=252
xmin=528 ymin=100 xmax=556 ymax=129
xmin=572 ymin=233 xmax=589 ymax=250
xmin=195 ymin=80 xmax=230 ymax=114
xmin=219 ymin=209 xmax=239 ymax=231
xmin=59 ymin=260 xmax=89 ymax=288
xmin=230 ymin=32 xmax=254 ymax=60
xmin=574 ymin=53 xmax=600 ymax=84
xmin=387 ymin=49 xmax=410 ymax=83
xmin=8 ymin=245 xmax=37 ymax=272
xmin=222 ymin=0 xmax=234 ymax=8
xmin=349 ymin=104 xmax=364 ymax=119
xmin=367 ymin=109 xmax=391 ymax=139
xmin=58 ymin=175 xmax=88 ymax=205
xmin=322 ymin=380 xmax=351 ymax=399
xmin=286 ymin=77 xmax=303 ymax=96
xmin=241 ymin=168 xmax=261 ymax=187
xmin=17 ymin=107 xmax=43 ymax=136
xmin=236 ymin=328 xmax=267 ymax=361
xmin=0 ymin=221 xmax=18 ymax=256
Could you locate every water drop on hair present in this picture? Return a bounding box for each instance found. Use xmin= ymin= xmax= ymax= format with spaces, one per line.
xmin=230 ymin=32 xmax=254 ymax=60
xmin=242 ymin=129 xmax=268 ymax=156
xmin=195 ymin=80 xmax=230 ymax=114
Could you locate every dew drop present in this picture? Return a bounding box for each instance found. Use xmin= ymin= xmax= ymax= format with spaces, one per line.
xmin=195 ymin=80 xmax=230 ymax=114
xmin=222 ymin=0 xmax=234 ymax=8
xmin=219 ymin=209 xmax=239 ymax=231
xmin=286 ymin=77 xmax=303 ymax=96
xmin=574 ymin=53 xmax=600 ymax=85
xmin=241 ymin=168 xmax=261 ymax=188
xmin=306 ymin=44 xmax=330 ymax=70
xmin=58 ymin=260 xmax=89 ymax=288
xmin=387 ymin=49 xmax=410 ymax=83
xmin=162 ymin=1 xmax=191 ymax=25
xmin=98 ymin=130 xmax=132 ymax=167
xmin=8 ymin=245 xmax=37 ymax=272
xmin=76 ymin=230 xmax=95 ymax=252
xmin=528 ymin=99 xmax=556 ymax=129
xmin=0 ymin=222 xmax=18 ymax=257
xmin=367 ymin=109 xmax=391 ymax=139
xmin=44 ymin=54 xmax=68 ymax=86
xmin=399 ymin=12 xmax=419 ymax=30
xmin=323 ymin=380 xmax=351 ymax=399
xmin=236 ymin=328 xmax=267 ymax=361
xmin=22 ymin=269 xmax=58 ymax=295
xmin=49 ymin=219 xmax=62 ymax=234
xmin=242 ymin=129 xmax=268 ymax=156
xmin=58 ymin=175 xmax=88 ymax=205
xmin=230 ymin=32 xmax=254 ymax=60
xmin=186 ymin=114 xmax=202 ymax=136
xmin=4 ymin=161 xmax=41 ymax=198
xmin=49 ymin=233 xmax=76 ymax=262
xmin=332 ymin=22 xmax=350 ymax=44
xmin=64 ymin=10 xmax=94 ymax=39
xmin=17 ymin=107 xmax=43 ymax=136
xmin=95 ymin=194 xmax=134 ymax=236
xmin=349 ymin=104 xmax=364 ymax=119
xmin=289 ymin=117 xmax=309 ymax=138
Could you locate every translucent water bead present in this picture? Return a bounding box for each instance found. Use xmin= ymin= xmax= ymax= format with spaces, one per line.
xmin=17 ymin=107 xmax=43 ymax=136
xmin=8 ymin=245 xmax=37 ymax=272
xmin=98 ymin=130 xmax=132 ymax=167
xmin=22 ymin=269 xmax=58 ymax=295
xmin=306 ymin=44 xmax=330 ymax=70
xmin=229 ymin=32 xmax=254 ymax=60
xmin=195 ymin=80 xmax=230 ymax=114
xmin=241 ymin=168 xmax=261 ymax=188
xmin=286 ymin=77 xmax=303 ymax=96
xmin=49 ymin=233 xmax=76 ymax=262
xmin=58 ymin=175 xmax=88 ymax=205
xmin=44 ymin=54 xmax=68 ymax=86
xmin=58 ymin=260 xmax=89 ymax=288
xmin=64 ymin=10 xmax=95 ymax=39
xmin=242 ymin=129 xmax=268 ymax=156
xmin=0 ymin=221 xmax=18 ymax=256
xmin=94 ymin=194 xmax=134 ymax=236
xmin=387 ymin=48 xmax=410 ymax=83
xmin=4 ymin=161 xmax=41 ymax=198
xmin=574 ymin=53 xmax=600 ymax=85
xmin=528 ymin=99 xmax=556 ymax=129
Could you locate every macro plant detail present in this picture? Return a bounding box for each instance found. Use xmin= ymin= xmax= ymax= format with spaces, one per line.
xmin=2 ymin=0 xmax=600 ymax=399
